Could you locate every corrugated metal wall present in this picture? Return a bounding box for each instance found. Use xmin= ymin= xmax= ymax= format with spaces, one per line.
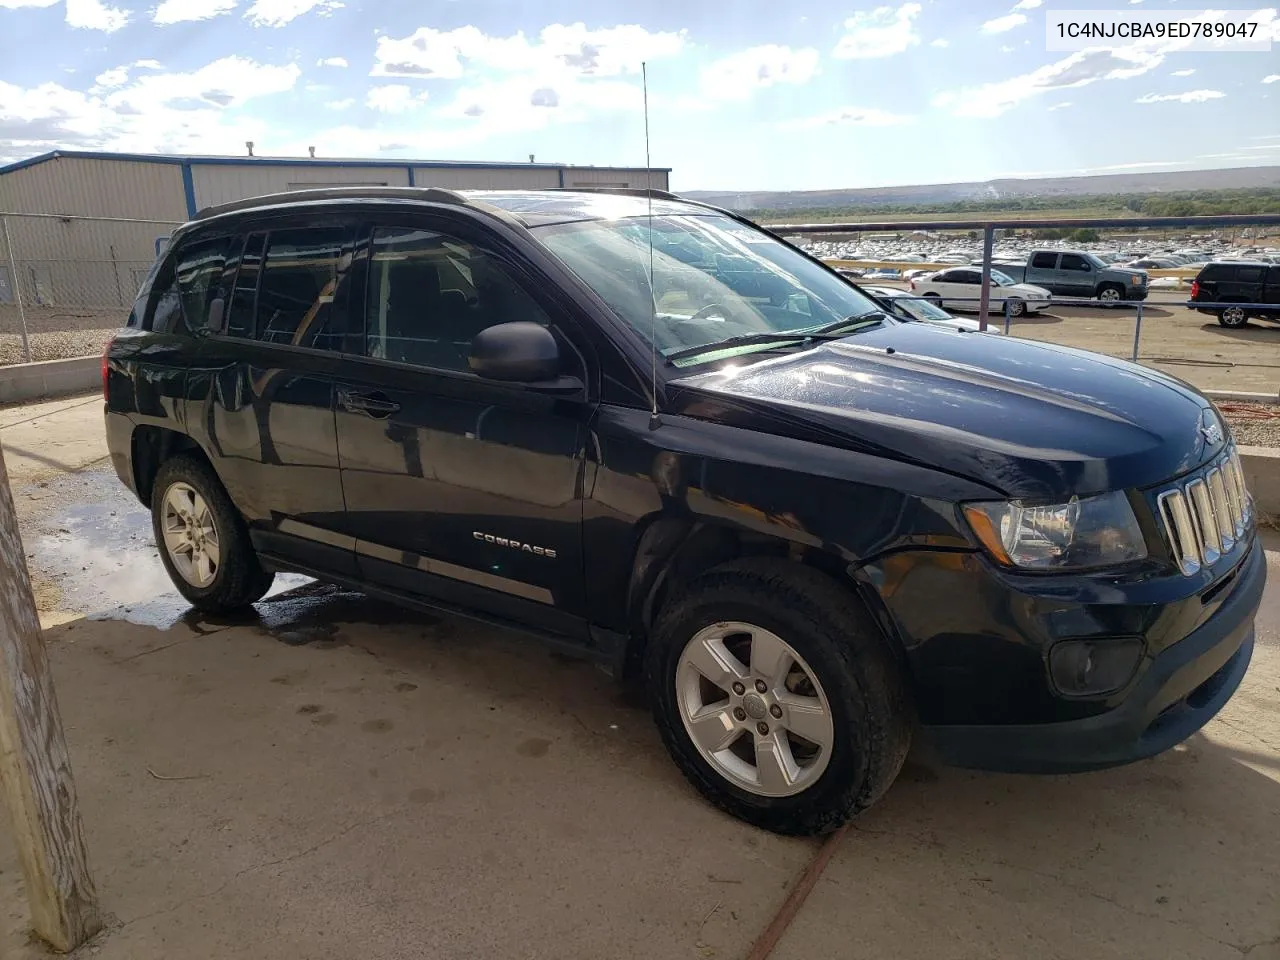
xmin=410 ymin=166 xmax=561 ymax=189
xmin=561 ymin=167 xmax=670 ymax=190
xmin=190 ymin=163 xmax=412 ymax=209
xmin=0 ymin=157 xmax=187 ymax=219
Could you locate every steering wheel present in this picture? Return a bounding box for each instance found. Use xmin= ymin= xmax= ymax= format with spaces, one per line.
xmin=685 ymin=303 xmax=731 ymax=322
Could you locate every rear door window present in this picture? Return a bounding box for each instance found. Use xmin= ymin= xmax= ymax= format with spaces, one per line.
xmin=1031 ymin=252 xmax=1058 ymax=269
xmin=255 ymin=226 xmax=357 ymax=350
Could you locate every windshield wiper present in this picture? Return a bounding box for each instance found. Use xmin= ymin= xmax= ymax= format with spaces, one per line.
xmin=664 ymin=312 xmax=887 ymax=365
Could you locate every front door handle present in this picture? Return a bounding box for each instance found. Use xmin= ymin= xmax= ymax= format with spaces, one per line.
xmin=339 ymin=389 xmax=401 ymax=418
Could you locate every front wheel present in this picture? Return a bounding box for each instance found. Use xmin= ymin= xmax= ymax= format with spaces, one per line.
xmin=1218 ymin=304 xmax=1248 ymax=328
xmin=152 ymin=455 xmax=274 ymax=612
xmin=1004 ymin=297 xmax=1026 ymax=318
xmin=646 ymin=559 xmax=911 ymax=835
xmin=1097 ymin=284 xmax=1123 ymax=305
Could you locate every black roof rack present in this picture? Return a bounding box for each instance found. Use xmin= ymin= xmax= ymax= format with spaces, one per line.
xmin=546 ymin=186 xmax=683 ymax=202
xmin=194 ymin=185 xmax=469 ymax=220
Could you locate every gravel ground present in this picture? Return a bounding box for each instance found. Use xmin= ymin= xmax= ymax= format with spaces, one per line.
xmin=0 ymin=306 xmax=123 ymax=365
xmin=1222 ymin=402 xmax=1280 ymax=448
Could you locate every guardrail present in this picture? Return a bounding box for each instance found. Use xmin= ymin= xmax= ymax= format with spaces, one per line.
xmin=876 ymin=293 xmax=1278 ymax=360
xmin=765 ymin=212 xmax=1280 ymax=328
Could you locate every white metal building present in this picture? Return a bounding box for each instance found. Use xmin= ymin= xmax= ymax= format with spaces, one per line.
xmin=0 ymin=151 xmax=671 ymax=309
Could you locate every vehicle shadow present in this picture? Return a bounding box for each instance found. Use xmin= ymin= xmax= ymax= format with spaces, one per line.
xmin=1202 ymin=322 xmax=1280 ymax=343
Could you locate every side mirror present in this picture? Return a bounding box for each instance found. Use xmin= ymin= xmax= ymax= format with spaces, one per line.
xmin=469 ymin=322 xmax=562 ymax=383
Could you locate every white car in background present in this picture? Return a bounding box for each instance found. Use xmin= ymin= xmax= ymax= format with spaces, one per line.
xmin=862 ymin=285 xmax=1002 ymax=334
xmin=909 ymin=267 xmax=1051 ymax=317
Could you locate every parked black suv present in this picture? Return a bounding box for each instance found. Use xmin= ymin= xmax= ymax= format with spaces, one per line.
xmin=105 ymin=187 xmax=1265 ymax=835
xmin=1189 ymin=260 xmax=1280 ymax=328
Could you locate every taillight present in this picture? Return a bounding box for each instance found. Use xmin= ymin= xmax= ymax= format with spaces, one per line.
xmin=101 ymin=336 xmax=114 ymax=399
xmin=1190 ymin=279 xmax=1200 ymax=299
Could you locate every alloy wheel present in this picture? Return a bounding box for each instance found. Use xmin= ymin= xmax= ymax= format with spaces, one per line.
xmin=675 ymin=621 xmax=834 ymax=798
xmin=161 ymin=482 xmax=220 ymax=588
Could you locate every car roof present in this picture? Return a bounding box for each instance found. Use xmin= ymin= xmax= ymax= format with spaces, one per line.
xmin=1204 ymin=259 xmax=1272 ymax=267
xmin=191 ymin=186 xmax=715 ymax=229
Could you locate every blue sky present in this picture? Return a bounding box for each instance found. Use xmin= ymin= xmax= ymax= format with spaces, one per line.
xmin=0 ymin=0 xmax=1278 ymax=190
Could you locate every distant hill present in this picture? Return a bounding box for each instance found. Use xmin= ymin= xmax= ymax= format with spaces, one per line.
xmin=683 ymin=166 xmax=1280 ymax=213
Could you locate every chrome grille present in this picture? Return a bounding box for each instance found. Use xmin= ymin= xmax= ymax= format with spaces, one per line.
xmin=1157 ymin=447 xmax=1253 ymax=576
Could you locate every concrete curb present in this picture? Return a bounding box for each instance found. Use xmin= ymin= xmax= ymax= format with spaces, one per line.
xmin=1240 ymin=446 xmax=1280 ymax=525
xmin=0 ymin=357 xmax=100 ymax=405
xmin=1205 ymin=389 xmax=1280 ymax=404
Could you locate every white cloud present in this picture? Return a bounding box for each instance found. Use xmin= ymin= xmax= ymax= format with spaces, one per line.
xmin=153 ymin=0 xmax=235 ymax=23
xmin=0 ymin=57 xmax=298 ymax=162
xmin=0 ymin=0 xmax=58 ymax=7
xmin=1171 ymin=68 xmax=1195 ymax=77
xmin=365 ymin=84 xmax=429 ymax=113
xmin=318 ymin=56 xmax=348 ymax=67
xmin=983 ymin=13 xmax=1027 ymax=34
xmin=372 ymin=23 xmax=686 ymax=79
xmin=929 ymin=38 xmax=949 ymax=48
xmin=325 ymin=97 xmax=354 ymax=109
xmin=243 ymin=0 xmax=340 ymax=27
xmin=65 ymin=0 xmax=129 ymax=31
xmin=1265 ymin=75 xmax=1280 ymax=83
xmin=782 ymin=106 xmax=914 ymax=129
xmin=94 ymin=67 xmax=130 ymax=88
xmin=999 ymin=44 xmax=1015 ymax=53
xmin=699 ymin=45 xmax=819 ymax=102
xmin=833 ymin=3 xmax=921 ymax=60
xmin=1049 ymin=101 xmax=1071 ymax=110
xmin=1011 ymin=0 xmax=1042 ymax=8
xmin=1135 ymin=89 xmax=1225 ymax=103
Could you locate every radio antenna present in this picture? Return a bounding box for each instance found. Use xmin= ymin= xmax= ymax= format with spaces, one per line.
xmin=643 ymin=61 xmax=658 ymax=424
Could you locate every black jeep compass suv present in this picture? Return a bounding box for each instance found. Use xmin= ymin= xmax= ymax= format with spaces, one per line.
xmin=104 ymin=186 xmax=1265 ymax=835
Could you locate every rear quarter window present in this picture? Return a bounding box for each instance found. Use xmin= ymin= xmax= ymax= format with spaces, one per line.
xmin=174 ymin=235 xmax=238 ymax=332
xmin=1236 ymin=266 xmax=1264 ymax=283
xmin=1198 ymin=265 xmax=1231 ymax=281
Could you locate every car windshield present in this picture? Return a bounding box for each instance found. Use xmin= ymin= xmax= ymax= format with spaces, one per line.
xmin=1084 ymin=253 xmax=1109 ymax=269
xmin=533 ymin=213 xmax=883 ymax=363
xmin=890 ymin=293 xmax=953 ymax=322
xmin=990 ymin=269 xmax=1015 ymax=286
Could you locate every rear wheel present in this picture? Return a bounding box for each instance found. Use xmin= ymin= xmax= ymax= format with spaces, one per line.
xmin=1218 ymin=304 xmax=1248 ymax=328
xmin=151 ymin=455 xmax=274 ymax=612
xmin=646 ymin=559 xmax=911 ymax=835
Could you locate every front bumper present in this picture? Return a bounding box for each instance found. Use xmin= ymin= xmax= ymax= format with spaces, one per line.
xmin=917 ymin=539 xmax=1264 ymax=773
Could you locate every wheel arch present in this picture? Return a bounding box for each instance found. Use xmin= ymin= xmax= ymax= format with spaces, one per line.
xmin=619 ymin=517 xmax=910 ymax=681
xmin=130 ymin=425 xmax=209 ymax=507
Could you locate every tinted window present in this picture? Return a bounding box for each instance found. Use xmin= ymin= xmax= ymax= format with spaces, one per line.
xmin=256 ymin=226 xmax=355 ymax=349
xmin=952 ymin=270 xmax=980 ymax=285
xmin=1267 ymin=265 xmax=1280 ymax=284
xmin=1060 ymin=254 xmax=1091 ymax=272
xmin=174 ymin=235 xmax=236 ymax=332
xmin=1031 ymin=252 xmax=1057 ymax=269
xmin=1237 ymin=266 xmax=1264 ymax=283
xmin=365 ymin=226 xmax=550 ymax=372
xmin=148 ymin=268 xmax=183 ymax=333
xmin=226 ymin=233 xmax=265 ymax=338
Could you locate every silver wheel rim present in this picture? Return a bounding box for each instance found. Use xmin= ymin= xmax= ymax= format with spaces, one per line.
xmin=161 ymin=482 xmax=220 ymax=588
xmin=1224 ymin=306 xmax=1245 ymax=325
xmin=1008 ymin=299 xmax=1024 ymax=316
xmin=675 ymin=621 xmax=835 ymax=798
xmin=1100 ymin=288 xmax=1120 ymax=302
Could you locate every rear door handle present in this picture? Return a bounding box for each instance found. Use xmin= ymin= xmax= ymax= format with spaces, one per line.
xmin=338 ymin=389 xmax=401 ymax=418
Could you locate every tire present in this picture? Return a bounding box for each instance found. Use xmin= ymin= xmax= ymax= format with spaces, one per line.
xmin=646 ymin=558 xmax=911 ymax=836
xmin=1218 ymin=304 xmax=1248 ymax=328
xmin=151 ymin=454 xmax=274 ymax=612
xmin=922 ymin=292 xmax=942 ymax=303
xmin=1096 ymin=284 xmax=1123 ymax=305
xmin=1004 ymin=297 xmax=1026 ymax=318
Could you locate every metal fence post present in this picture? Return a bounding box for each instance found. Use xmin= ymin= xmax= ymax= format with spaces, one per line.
xmin=1004 ymin=298 xmax=1012 ymax=335
xmin=977 ymin=225 xmax=994 ymax=332
xmin=1 ymin=216 xmax=31 ymax=364
xmin=1131 ymin=301 xmax=1144 ymax=363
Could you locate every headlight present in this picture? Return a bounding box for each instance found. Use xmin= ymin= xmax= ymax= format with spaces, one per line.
xmin=962 ymin=490 xmax=1147 ymax=570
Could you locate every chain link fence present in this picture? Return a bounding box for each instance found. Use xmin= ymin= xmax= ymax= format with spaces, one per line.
xmin=0 ymin=212 xmax=180 ymax=366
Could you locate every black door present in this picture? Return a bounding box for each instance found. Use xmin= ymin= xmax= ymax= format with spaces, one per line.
xmin=333 ymin=216 xmax=594 ymax=639
xmin=185 ymin=221 xmax=360 ymax=577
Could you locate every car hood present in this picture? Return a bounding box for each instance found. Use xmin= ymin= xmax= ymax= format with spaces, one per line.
xmin=669 ymin=324 xmax=1220 ymax=499
xmin=1005 ymin=283 xmax=1051 ymax=298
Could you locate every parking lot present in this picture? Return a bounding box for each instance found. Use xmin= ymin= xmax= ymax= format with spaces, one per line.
xmin=0 ymin=395 xmax=1275 ymax=960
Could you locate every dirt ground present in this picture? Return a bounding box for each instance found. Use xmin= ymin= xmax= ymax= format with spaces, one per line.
xmin=0 ymin=397 xmax=1276 ymax=960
